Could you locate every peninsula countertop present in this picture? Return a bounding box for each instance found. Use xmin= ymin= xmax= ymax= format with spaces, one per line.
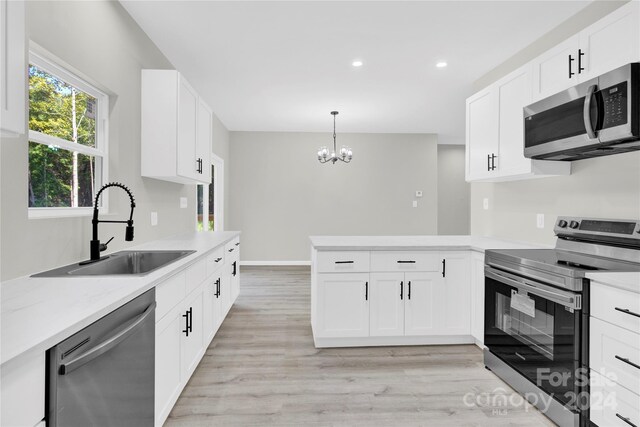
xmin=1 ymin=231 xmax=240 ymax=366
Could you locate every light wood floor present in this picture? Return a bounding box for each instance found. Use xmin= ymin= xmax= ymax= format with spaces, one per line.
xmin=166 ymin=267 xmax=555 ymax=426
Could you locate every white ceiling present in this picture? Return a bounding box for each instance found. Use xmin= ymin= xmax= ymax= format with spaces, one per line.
xmin=121 ymin=1 xmax=591 ymax=144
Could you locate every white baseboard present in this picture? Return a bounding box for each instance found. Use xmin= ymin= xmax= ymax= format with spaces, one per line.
xmin=240 ymin=260 xmax=311 ymax=266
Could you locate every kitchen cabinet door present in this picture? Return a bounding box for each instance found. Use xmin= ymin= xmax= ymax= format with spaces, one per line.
xmin=180 ymin=288 xmax=204 ymax=379
xmin=202 ymin=279 xmax=216 ymax=344
xmin=496 ymin=64 xmax=533 ymax=176
xmin=531 ymin=35 xmax=580 ymax=102
xmin=196 ymin=98 xmax=212 ymax=183
xmin=370 ymin=273 xmax=405 ymax=337
xmin=0 ymin=0 xmax=25 ymax=137
xmin=155 ymin=312 xmax=182 ymax=426
xmin=176 ymin=76 xmax=199 ymax=181
xmin=440 ymin=252 xmax=472 ymax=335
xmin=316 ymin=273 xmax=370 ymax=338
xmin=220 ymin=272 xmax=232 ymax=318
xmin=404 ymin=272 xmax=440 ymax=336
xmin=470 ymin=252 xmax=485 ymax=345
xmin=465 ymin=88 xmax=498 ymax=181
xmin=578 ymin=1 xmax=640 ymax=82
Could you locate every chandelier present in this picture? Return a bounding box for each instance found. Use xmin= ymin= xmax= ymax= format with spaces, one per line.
xmin=317 ymin=111 xmax=352 ymax=164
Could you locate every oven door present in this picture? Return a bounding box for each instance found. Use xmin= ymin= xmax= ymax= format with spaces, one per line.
xmin=484 ymin=266 xmax=583 ymax=408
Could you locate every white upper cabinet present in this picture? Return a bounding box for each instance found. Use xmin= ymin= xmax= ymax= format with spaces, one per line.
xmin=141 ymin=70 xmax=212 ymax=184
xmin=466 ymin=64 xmax=571 ymax=182
xmin=0 ymin=0 xmax=26 ymax=137
xmin=532 ymin=1 xmax=639 ymax=102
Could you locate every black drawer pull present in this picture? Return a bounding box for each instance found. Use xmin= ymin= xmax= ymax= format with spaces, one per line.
xmin=487 ymin=154 xmax=491 ymax=172
xmin=365 ymin=281 xmax=368 ymax=301
xmin=215 ymin=257 xmax=222 ymax=262
xmin=442 ymin=259 xmax=446 ymax=277
xmin=235 ymin=242 xmax=240 ymax=246
xmin=335 ymin=261 xmax=354 ymax=264
xmin=408 ymin=281 xmax=411 ymax=300
xmin=228 ymin=248 xmax=234 ymax=253
xmin=616 ymin=414 xmax=637 ymax=427
xmin=615 ymin=355 xmax=640 ymax=370
xmin=615 ymin=307 xmax=640 ymax=318
xmin=400 ymin=281 xmax=403 ymax=300
xmin=396 ymin=260 xmax=415 ymax=264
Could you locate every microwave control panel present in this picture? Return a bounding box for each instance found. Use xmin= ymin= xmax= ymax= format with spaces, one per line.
xmin=601 ymin=81 xmax=628 ymax=129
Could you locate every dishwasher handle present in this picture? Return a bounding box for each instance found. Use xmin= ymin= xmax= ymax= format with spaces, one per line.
xmin=60 ymin=301 xmax=156 ymax=375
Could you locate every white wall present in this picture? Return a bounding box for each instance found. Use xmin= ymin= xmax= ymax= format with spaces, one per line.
xmin=470 ymin=0 xmax=639 ymax=245
xmin=228 ymin=132 xmax=439 ymax=262
xmin=438 ymin=145 xmax=470 ymax=235
xmin=0 ymin=0 xmax=230 ymax=280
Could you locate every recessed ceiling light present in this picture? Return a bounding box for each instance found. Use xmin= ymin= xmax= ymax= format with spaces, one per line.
xmin=436 ymin=61 xmax=448 ymax=68
xmin=352 ymin=60 xmax=363 ymax=67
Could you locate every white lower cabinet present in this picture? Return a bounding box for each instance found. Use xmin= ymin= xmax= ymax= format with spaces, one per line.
xmin=0 ymin=351 xmax=45 ymax=427
xmin=155 ymin=308 xmax=182 ymax=424
xmin=316 ymin=273 xmax=370 ymax=338
xmin=312 ymin=249 xmax=473 ymax=347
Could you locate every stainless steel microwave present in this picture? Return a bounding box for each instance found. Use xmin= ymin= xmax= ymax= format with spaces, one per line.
xmin=524 ymin=62 xmax=639 ymax=161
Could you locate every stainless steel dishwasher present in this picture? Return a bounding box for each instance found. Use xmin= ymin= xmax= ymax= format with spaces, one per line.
xmin=47 ymin=288 xmax=156 ymax=426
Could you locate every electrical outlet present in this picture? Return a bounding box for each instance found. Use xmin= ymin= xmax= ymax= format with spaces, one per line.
xmin=537 ymin=213 xmax=544 ymax=229
xmin=483 ymin=198 xmax=489 ymax=210
xmin=151 ymin=212 xmax=158 ymax=226
xmin=412 ymin=200 xmax=418 ymax=208
xmin=180 ymin=197 xmax=188 ymax=209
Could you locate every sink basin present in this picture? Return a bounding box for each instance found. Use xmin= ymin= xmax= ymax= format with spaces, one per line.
xmin=32 ymin=250 xmax=196 ymax=277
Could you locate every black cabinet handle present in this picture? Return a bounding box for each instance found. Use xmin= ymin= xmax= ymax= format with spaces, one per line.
xmin=397 ymin=260 xmax=416 ymax=264
xmin=335 ymin=261 xmax=354 ymax=264
xmin=442 ymin=259 xmax=446 ymax=278
xmin=615 ymin=307 xmax=640 ymax=318
xmin=491 ymin=154 xmax=497 ymax=171
xmin=215 ymin=257 xmax=222 ymax=263
xmin=615 ymin=355 xmax=640 ymax=370
xmin=569 ymin=54 xmax=575 ymax=78
xmin=232 ymin=261 xmax=237 ymax=277
xmin=182 ymin=307 xmax=192 ymax=336
xmin=235 ymin=242 xmax=240 ymax=246
xmin=408 ymin=281 xmax=411 ymax=300
xmin=215 ymin=278 xmax=220 ymax=298
xmin=228 ymin=248 xmax=234 ymax=253
xmin=196 ymin=158 xmax=203 ymax=174
xmin=616 ymin=414 xmax=637 ymax=427
xmin=487 ymin=154 xmax=491 ymax=172
xmin=578 ymin=49 xmax=584 ymax=73
xmin=365 ymin=281 xmax=368 ymax=301
xmin=189 ymin=307 xmax=193 ymax=333
xmin=400 ymin=281 xmax=403 ymax=300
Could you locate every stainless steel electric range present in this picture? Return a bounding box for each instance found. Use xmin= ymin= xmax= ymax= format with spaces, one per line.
xmin=483 ymin=216 xmax=640 ymax=427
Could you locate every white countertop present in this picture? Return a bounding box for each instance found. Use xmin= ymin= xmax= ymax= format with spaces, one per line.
xmin=585 ymin=271 xmax=640 ymax=294
xmin=309 ymin=235 xmax=549 ymax=252
xmin=1 ymin=231 xmax=240 ymax=366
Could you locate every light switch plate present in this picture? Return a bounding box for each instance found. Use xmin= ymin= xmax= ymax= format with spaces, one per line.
xmin=412 ymin=200 xmax=418 ymax=208
xmin=483 ymin=198 xmax=489 ymax=210
xmin=537 ymin=213 xmax=544 ymax=229
xmin=180 ymin=197 xmax=188 ymax=209
xmin=151 ymin=212 xmax=158 ymax=226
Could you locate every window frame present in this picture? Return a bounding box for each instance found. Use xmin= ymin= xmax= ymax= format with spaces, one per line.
xmin=27 ymin=48 xmax=109 ymax=219
xmin=196 ymin=153 xmax=224 ymax=232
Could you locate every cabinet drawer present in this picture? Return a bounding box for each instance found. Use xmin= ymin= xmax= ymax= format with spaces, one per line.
xmin=317 ymin=251 xmax=370 ymax=273
xmin=591 ymin=282 xmax=640 ymax=334
xmin=156 ymin=271 xmax=186 ymax=320
xmin=225 ymin=237 xmax=240 ymax=257
xmin=185 ymin=258 xmax=207 ymax=295
xmin=590 ymin=317 xmax=640 ymax=396
xmin=371 ymin=251 xmax=441 ymax=272
xmin=1 ymin=352 xmax=45 ymax=427
xmin=206 ymin=246 xmax=225 ymax=276
xmin=591 ymin=369 xmax=640 ymax=427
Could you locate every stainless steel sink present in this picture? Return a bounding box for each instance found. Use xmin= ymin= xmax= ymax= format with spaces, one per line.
xmin=32 ymin=250 xmax=195 ymax=277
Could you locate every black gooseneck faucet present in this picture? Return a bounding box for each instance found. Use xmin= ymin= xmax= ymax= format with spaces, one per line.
xmin=88 ymin=182 xmax=136 ymax=262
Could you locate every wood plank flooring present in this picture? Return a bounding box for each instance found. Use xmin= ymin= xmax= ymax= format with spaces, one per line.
xmin=166 ymin=266 xmax=555 ymax=426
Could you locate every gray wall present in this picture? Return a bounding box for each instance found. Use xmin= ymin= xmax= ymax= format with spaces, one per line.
xmin=228 ymin=132 xmax=439 ymax=262
xmin=470 ymin=0 xmax=639 ymax=245
xmin=0 ymin=0 xmax=230 ymax=280
xmin=438 ymin=145 xmax=470 ymax=235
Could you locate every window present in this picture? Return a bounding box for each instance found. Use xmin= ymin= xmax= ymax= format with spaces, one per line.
xmin=197 ymin=154 xmax=224 ymax=232
xmin=28 ymin=50 xmax=108 ymax=218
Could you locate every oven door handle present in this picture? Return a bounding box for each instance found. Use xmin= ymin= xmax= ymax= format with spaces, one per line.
xmin=485 ymin=266 xmax=581 ymax=310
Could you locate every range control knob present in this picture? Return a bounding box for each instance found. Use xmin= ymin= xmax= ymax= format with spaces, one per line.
xmin=569 ymin=220 xmax=580 ymax=229
xmin=557 ymin=220 xmax=568 ymax=228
